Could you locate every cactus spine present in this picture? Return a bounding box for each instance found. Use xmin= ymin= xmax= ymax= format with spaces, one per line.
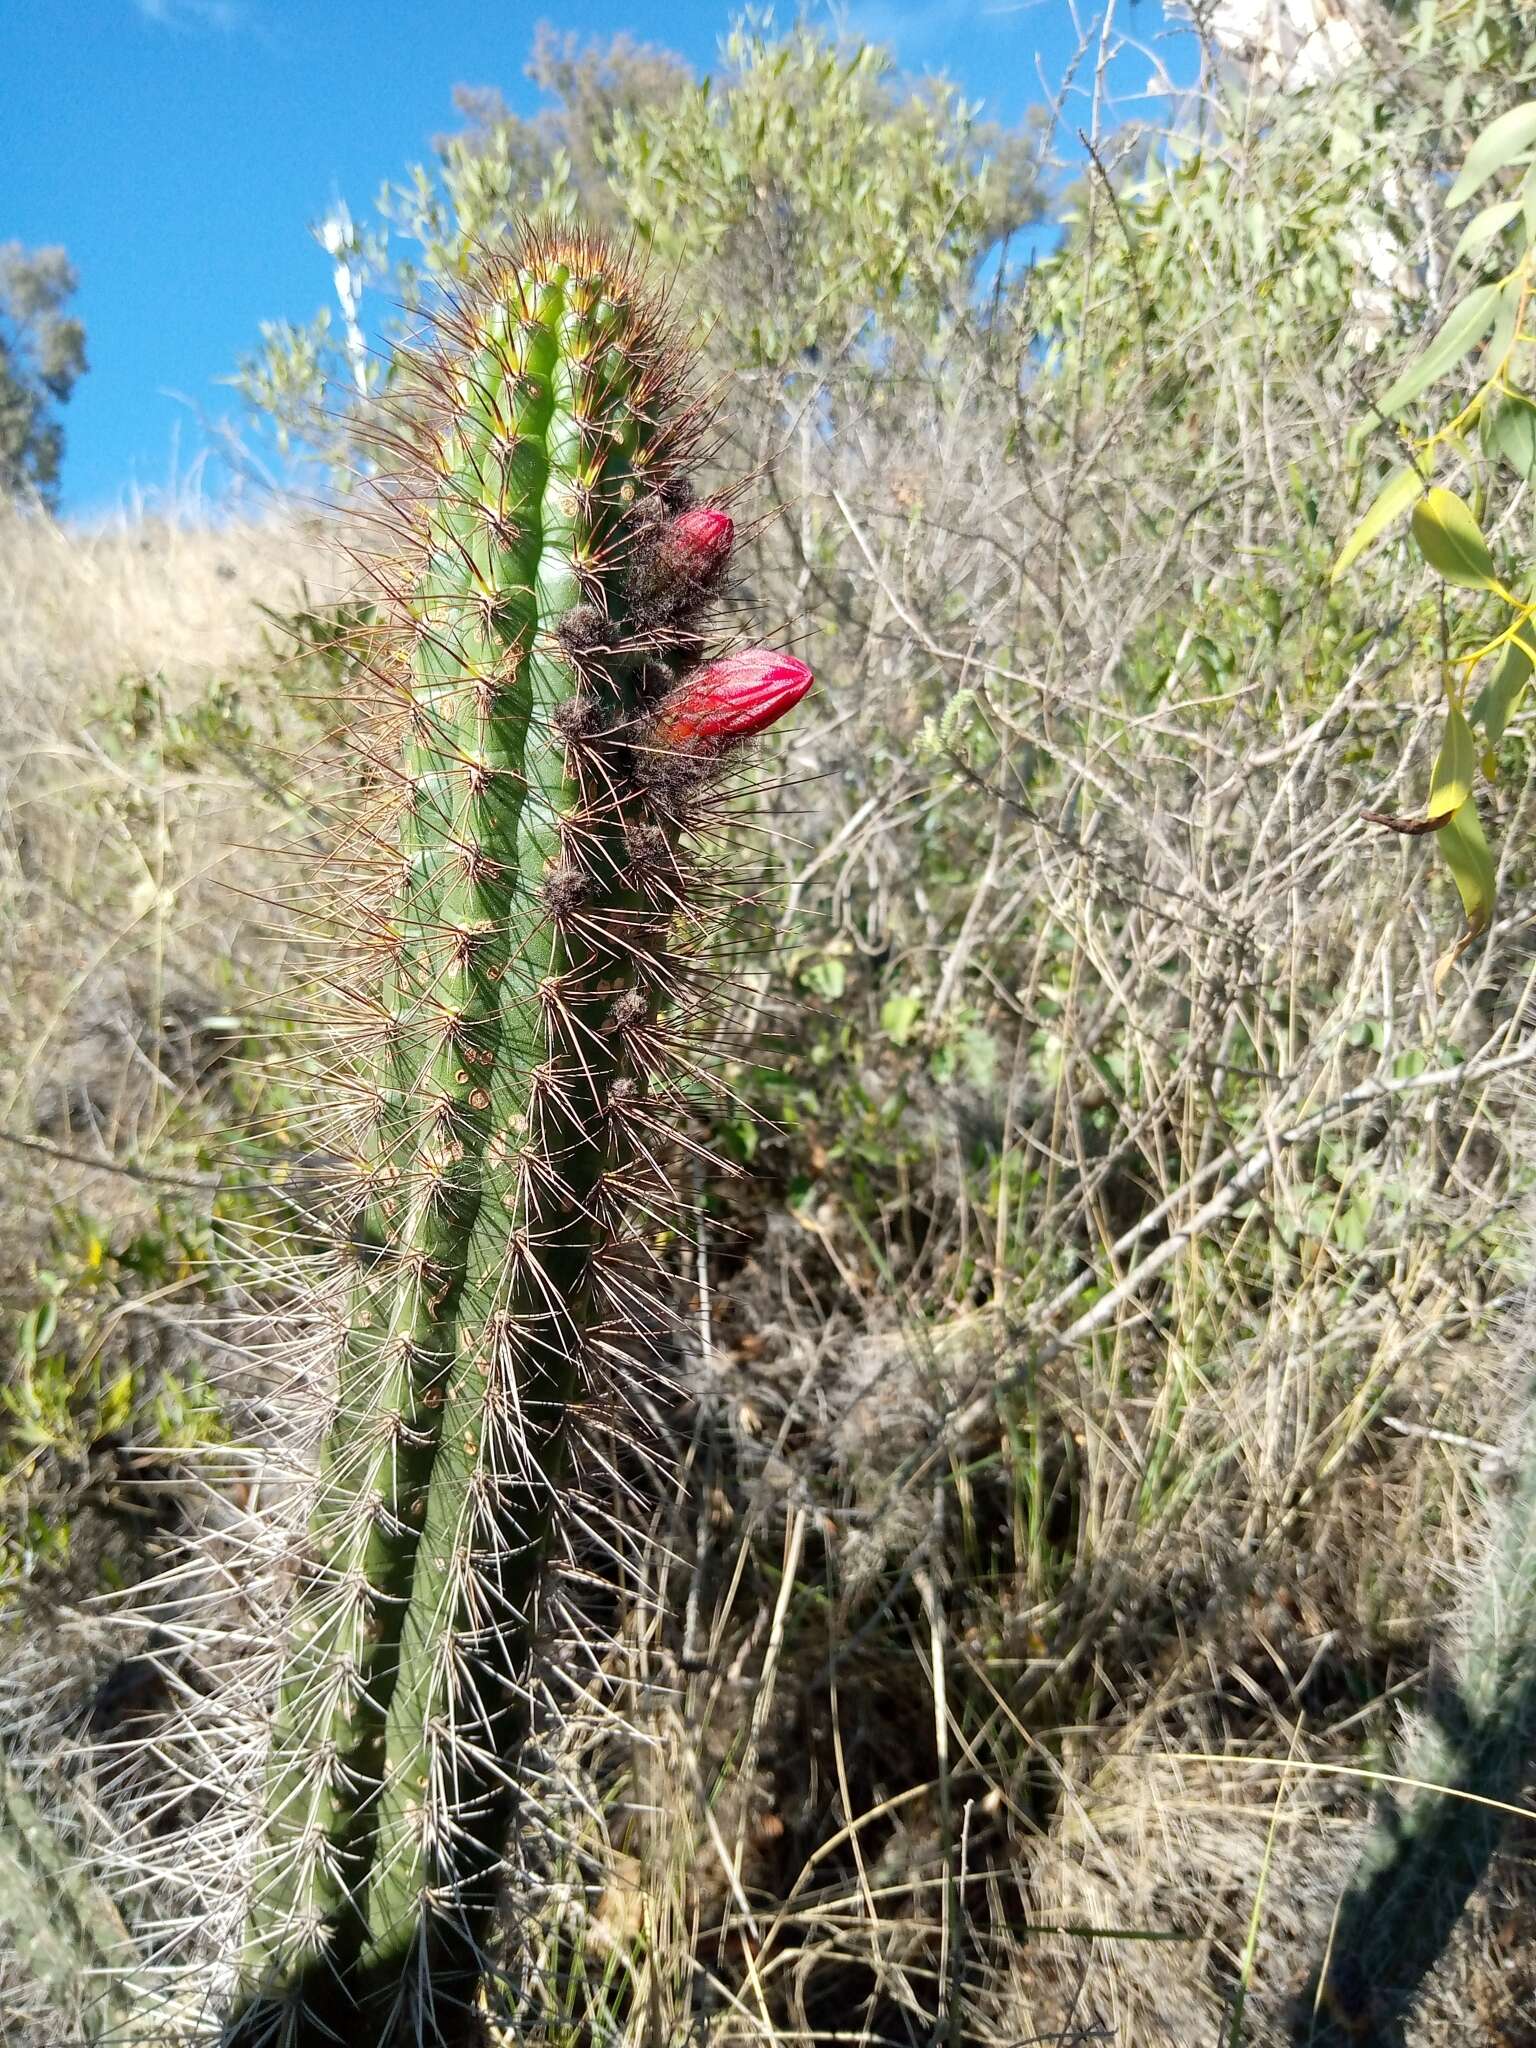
xmin=0 ymin=1754 xmax=145 ymax=2043
xmin=1294 ymin=1405 xmax=1536 ymax=2044
xmin=229 ymin=230 xmax=809 ymax=2044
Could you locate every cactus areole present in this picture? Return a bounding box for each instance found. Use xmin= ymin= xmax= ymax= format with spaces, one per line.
xmin=227 ymin=230 xmax=810 ymax=2046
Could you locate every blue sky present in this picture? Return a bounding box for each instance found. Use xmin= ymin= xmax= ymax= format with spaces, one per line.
xmin=7 ymin=2 xmax=1196 ymax=518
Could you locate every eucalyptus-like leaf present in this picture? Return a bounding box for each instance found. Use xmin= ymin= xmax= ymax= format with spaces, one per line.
xmin=1410 ymin=488 xmax=1498 ymax=590
xmin=1330 ymin=464 xmax=1428 ymax=582
xmin=1484 ymin=391 xmax=1536 ymax=480
xmin=1448 ymin=197 xmax=1522 ymax=269
xmin=1448 ymin=101 xmax=1536 ymax=207
xmin=1428 ymin=706 xmax=1477 ymax=816
xmin=1374 ymin=281 xmax=1503 ymax=418
xmin=1470 ymin=636 xmax=1535 ymax=744
xmin=1481 ymin=278 xmax=1522 ymax=376
xmin=1435 ymin=797 xmax=1496 ymax=955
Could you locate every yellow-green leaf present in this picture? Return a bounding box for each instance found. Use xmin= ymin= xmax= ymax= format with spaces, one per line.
xmin=99 ymin=1369 xmax=135 ymax=1439
xmin=1448 ymin=196 xmax=1522 ymax=268
xmin=1449 ymin=101 xmax=1536 ymax=207
xmin=1330 ymin=464 xmax=1426 ymax=583
xmin=1433 ymin=799 xmax=1496 ymax=989
xmin=1410 ymin=488 xmax=1498 ymax=590
xmin=1485 ymin=391 xmax=1536 ymax=480
xmin=1375 ymin=282 xmax=1503 ymax=418
xmin=1441 ymin=801 xmax=1495 ymax=927
xmin=1470 ymin=635 xmax=1534 ymax=744
xmin=1429 ymin=706 xmax=1476 ymax=816
xmin=1482 ymin=279 xmax=1523 ymax=376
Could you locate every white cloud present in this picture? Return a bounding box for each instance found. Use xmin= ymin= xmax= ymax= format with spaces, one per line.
xmin=135 ymin=0 xmax=243 ymax=30
xmin=822 ymin=0 xmax=962 ymax=57
xmin=823 ymin=0 xmax=1025 ymax=63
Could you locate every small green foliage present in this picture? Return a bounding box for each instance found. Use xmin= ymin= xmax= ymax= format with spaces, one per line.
xmin=880 ymin=993 xmax=923 ymax=1047
xmin=0 ymin=242 xmax=87 ymax=506
xmin=0 ymin=1209 xmax=226 ymax=1589
xmin=1329 ymin=98 xmax=1536 ymax=966
xmin=603 ymin=27 xmax=1035 ymax=369
xmin=236 ymin=23 xmax=1040 ymax=473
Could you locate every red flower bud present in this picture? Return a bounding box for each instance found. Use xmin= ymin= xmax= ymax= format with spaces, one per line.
xmin=667 ymin=504 xmax=734 ymax=574
xmin=653 ymin=649 xmax=814 ymax=749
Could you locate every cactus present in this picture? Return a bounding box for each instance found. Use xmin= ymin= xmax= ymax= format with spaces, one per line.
xmin=222 ymin=227 xmax=811 ymax=2045
xmin=1293 ymin=1404 xmax=1536 ymax=2045
xmin=0 ymin=1753 xmax=144 ymax=2043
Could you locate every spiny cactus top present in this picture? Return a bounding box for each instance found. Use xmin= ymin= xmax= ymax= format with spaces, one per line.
xmin=229 ymin=228 xmax=811 ymax=2047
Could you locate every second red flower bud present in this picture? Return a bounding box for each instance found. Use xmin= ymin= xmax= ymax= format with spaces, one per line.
xmin=666 ymin=504 xmax=734 ymax=576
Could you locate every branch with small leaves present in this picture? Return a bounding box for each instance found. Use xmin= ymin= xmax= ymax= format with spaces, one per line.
xmin=1332 ymin=101 xmax=1536 ymax=983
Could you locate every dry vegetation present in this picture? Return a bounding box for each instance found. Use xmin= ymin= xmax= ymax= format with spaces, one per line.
xmin=6 ymin=12 xmax=1536 ymax=2046
xmin=0 ymin=503 xmax=329 ymax=1199
xmin=0 ymin=504 xmax=331 ymax=1585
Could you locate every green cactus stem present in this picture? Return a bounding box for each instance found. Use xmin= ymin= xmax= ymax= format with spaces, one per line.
xmin=227 ymin=228 xmax=810 ymax=2047
xmin=0 ymin=1752 xmax=145 ymax=2044
xmin=1293 ymin=1406 xmax=1536 ymax=2045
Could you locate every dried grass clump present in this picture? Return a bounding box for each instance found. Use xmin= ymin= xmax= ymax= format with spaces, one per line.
xmin=5 ymin=12 xmax=1536 ymax=2044
xmin=0 ymin=502 xmax=332 ymax=1253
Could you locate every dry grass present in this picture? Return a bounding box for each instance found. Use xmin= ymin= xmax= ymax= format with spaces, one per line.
xmin=0 ymin=501 xmax=332 ymax=1257
xmin=0 ymin=495 xmax=1528 ymax=2041
xmin=503 ymin=63 xmax=1536 ymax=2046
xmin=4 ymin=52 xmax=1536 ymax=2048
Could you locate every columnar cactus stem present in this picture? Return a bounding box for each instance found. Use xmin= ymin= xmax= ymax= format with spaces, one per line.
xmin=227 ymin=231 xmax=810 ymax=2045
xmin=0 ymin=1754 xmax=145 ymax=2044
xmin=1293 ymin=1405 xmax=1536 ymax=2046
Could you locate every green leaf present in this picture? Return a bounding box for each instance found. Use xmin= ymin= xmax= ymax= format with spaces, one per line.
xmin=803 ymin=956 xmax=847 ymax=1001
xmin=880 ymin=993 xmax=923 ymax=1047
xmin=99 ymin=1369 xmax=135 ymax=1438
xmin=1333 ymin=1196 xmax=1370 ymax=1255
xmin=1429 ymin=706 xmax=1476 ymax=816
xmin=1374 ymin=282 xmax=1503 ymax=417
xmin=1330 ymin=464 xmax=1426 ymax=582
xmin=959 ymin=1026 xmax=998 ymax=1088
xmin=1435 ymin=798 xmax=1496 ymax=938
xmin=1482 ymin=278 xmax=1522 ymax=374
xmin=1410 ymin=487 xmax=1498 ymax=589
xmin=1470 ymin=636 xmax=1534 ymax=744
xmin=1448 ymin=197 xmax=1522 ymax=268
xmin=1448 ymin=101 xmax=1536 ymax=207
xmin=1484 ymin=391 xmax=1536 ymax=479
